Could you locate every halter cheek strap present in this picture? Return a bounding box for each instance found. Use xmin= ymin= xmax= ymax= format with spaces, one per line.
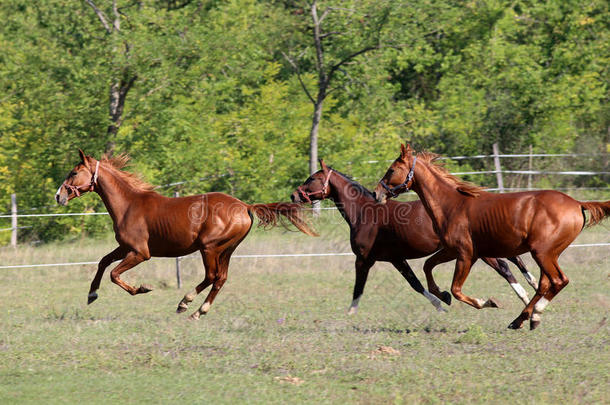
xmin=297 ymin=170 xmax=333 ymax=203
xmin=379 ymin=156 xmax=417 ymax=198
xmin=62 ymin=161 xmax=100 ymax=197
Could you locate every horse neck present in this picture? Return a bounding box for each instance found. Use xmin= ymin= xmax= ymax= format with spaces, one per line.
xmin=411 ymin=162 xmax=461 ymax=232
xmin=95 ymin=165 xmax=140 ymax=224
xmin=328 ymin=173 xmax=371 ymax=225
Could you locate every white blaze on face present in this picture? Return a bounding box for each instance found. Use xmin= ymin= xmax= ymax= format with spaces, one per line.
xmin=55 ymin=184 xmax=63 ymax=198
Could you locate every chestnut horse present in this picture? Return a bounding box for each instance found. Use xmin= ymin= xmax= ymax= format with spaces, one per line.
xmin=291 ymin=160 xmax=536 ymax=314
xmin=56 ymin=150 xmax=317 ymax=319
xmin=375 ymin=144 xmax=610 ymax=329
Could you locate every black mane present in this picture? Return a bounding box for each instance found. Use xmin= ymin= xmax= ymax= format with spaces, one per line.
xmin=329 ymin=167 xmax=375 ymax=199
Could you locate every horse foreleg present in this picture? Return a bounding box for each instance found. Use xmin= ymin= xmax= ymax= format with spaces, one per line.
xmin=109 ymin=251 xmax=152 ymax=296
xmin=348 ymin=257 xmax=373 ymax=315
xmin=88 ymin=246 xmax=128 ymax=304
xmin=450 ymin=256 xmax=497 ymax=309
xmin=423 ymin=249 xmax=455 ymax=305
xmin=481 ymin=257 xmax=529 ymax=306
xmin=507 ymin=256 xmax=538 ymax=290
xmin=393 ymin=260 xmax=446 ymax=312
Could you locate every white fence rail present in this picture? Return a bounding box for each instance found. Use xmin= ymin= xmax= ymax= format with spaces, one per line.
xmin=0 ymin=244 xmax=608 ymax=270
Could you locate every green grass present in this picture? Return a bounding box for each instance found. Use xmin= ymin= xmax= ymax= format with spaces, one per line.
xmin=0 ymin=222 xmax=608 ymax=404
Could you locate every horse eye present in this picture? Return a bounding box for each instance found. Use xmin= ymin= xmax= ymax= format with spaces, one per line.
xmin=70 ymin=171 xmax=76 ymax=177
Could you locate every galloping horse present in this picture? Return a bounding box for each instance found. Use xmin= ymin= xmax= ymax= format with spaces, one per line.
xmin=291 ymin=160 xmax=536 ymax=314
xmin=56 ymin=150 xmax=317 ymax=319
xmin=374 ymin=144 xmax=610 ymax=329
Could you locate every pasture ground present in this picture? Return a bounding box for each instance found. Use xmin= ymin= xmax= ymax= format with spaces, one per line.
xmin=0 ymin=219 xmax=608 ymax=404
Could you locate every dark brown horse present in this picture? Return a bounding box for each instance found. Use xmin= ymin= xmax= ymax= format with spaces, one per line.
xmin=55 ymin=150 xmax=317 ymax=319
xmin=291 ymin=160 xmax=537 ymax=314
xmin=375 ymin=144 xmax=610 ymax=329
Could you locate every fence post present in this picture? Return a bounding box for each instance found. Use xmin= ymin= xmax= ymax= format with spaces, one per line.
xmin=174 ymin=191 xmax=182 ymax=289
xmin=527 ymin=145 xmax=533 ymax=190
xmin=11 ymin=194 xmax=17 ymax=247
xmin=492 ymin=143 xmax=504 ymax=193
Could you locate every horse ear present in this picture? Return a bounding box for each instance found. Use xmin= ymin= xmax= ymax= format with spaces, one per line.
xmin=405 ymin=143 xmax=414 ymax=153
xmin=78 ymin=149 xmax=91 ymax=169
xmin=319 ymin=158 xmax=329 ymax=172
xmin=400 ymin=144 xmax=408 ymax=158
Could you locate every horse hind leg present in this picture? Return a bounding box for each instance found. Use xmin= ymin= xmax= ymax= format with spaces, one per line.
xmin=189 ymin=247 xmax=235 ymax=320
xmin=176 ymin=249 xmax=217 ymax=316
xmin=481 ymin=257 xmax=529 ymax=306
xmin=507 ymin=256 xmax=538 ymax=290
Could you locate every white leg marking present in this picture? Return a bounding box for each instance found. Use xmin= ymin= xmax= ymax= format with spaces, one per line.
xmin=510 ymin=283 xmax=530 ymax=305
xmin=200 ymin=302 xmax=211 ymax=314
xmin=475 ymin=298 xmax=487 ymax=307
xmin=534 ymin=297 xmax=549 ymax=313
xmin=525 ymin=272 xmax=538 ymax=289
xmin=531 ymin=313 xmax=541 ymax=322
xmin=348 ymin=296 xmax=361 ymax=315
xmin=424 ymin=290 xmax=447 ymax=312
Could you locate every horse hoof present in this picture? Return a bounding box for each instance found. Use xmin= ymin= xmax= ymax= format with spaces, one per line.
xmin=189 ymin=312 xmax=201 ymax=321
xmin=530 ymin=319 xmax=541 ymax=330
xmin=507 ymin=321 xmax=523 ymax=329
xmin=87 ymin=292 xmax=98 ymax=305
xmin=485 ymin=298 xmax=501 ymax=308
xmin=441 ymin=291 xmax=452 ymax=306
xmin=138 ymin=284 xmax=153 ymax=294
xmin=176 ymin=303 xmax=188 ymax=314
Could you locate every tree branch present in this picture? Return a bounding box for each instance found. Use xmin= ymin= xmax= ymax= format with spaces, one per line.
xmin=328 ymin=45 xmax=380 ymax=81
xmin=84 ymin=0 xmax=112 ymax=34
xmin=281 ymin=51 xmax=315 ymax=104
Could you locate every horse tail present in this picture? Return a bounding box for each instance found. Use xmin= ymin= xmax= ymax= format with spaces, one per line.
xmin=580 ymin=201 xmax=610 ymax=227
xmin=248 ymin=203 xmax=318 ymax=237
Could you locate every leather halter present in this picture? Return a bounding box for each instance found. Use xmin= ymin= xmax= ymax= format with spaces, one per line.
xmin=62 ymin=161 xmax=100 ymax=197
xmin=296 ymin=170 xmax=333 ymax=203
xmin=379 ymin=156 xmax=417 ymax=198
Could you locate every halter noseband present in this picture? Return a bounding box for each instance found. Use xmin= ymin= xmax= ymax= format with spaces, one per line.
xmin=296 ymin=170 xmax=333 ymax=204
xmin=379 ymin=156 xmax=417 ymax=198
xmin=62 ymin=160 xmax=100 ymax=197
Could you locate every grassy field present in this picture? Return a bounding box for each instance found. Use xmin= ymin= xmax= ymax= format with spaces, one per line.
xmin=0 ymin=216 xmax=608 ymax=404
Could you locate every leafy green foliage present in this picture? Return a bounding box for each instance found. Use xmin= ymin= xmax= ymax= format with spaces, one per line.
xmin=0 ymin=0 xmax=607 ymax=243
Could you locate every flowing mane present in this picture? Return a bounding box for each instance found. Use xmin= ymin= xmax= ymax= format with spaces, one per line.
xmin=417 ymin=151 xmax=486 ymax=197
xmin=100 ymin=153 xmax=154 ymax=192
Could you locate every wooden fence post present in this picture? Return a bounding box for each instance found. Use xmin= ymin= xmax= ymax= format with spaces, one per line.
xmin=174 ymin=191 xmax=182 ymax=289
xmin=11 ymin=194 xmax=17 ymax=247
xmin=492 ymin=143 xmax=505 ymax=193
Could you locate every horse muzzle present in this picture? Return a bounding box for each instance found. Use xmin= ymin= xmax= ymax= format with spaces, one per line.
xmin=55 ymin=186 xmax=69 ymax=206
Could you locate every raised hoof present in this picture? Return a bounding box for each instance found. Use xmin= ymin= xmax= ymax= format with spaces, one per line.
xmin=137 ymin=284 xmax=154 ymax=294
xmin=440 ymin=291 xmax=452 ymax=306
xmin=176 ymin=301 xmax=188 ymax=314
xmin=530 ymin=319 xmax=541 ymax=330
xmin=484 ymin=297 xmax=501 ymax=308
xmin=87 ymin=292 xmax=98 ymax=305
xmin=507 ymin=320 xmax=524 ymax=329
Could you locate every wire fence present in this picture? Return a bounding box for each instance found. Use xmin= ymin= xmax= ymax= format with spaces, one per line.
xmin=1 ymin=244 xmax=608 ymax=270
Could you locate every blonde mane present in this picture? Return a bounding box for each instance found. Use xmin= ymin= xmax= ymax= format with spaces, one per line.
xmin=99 ymin=153 xmax=154 ymax=192
xmin=416 ymin=151 xmax=486 ymax=197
